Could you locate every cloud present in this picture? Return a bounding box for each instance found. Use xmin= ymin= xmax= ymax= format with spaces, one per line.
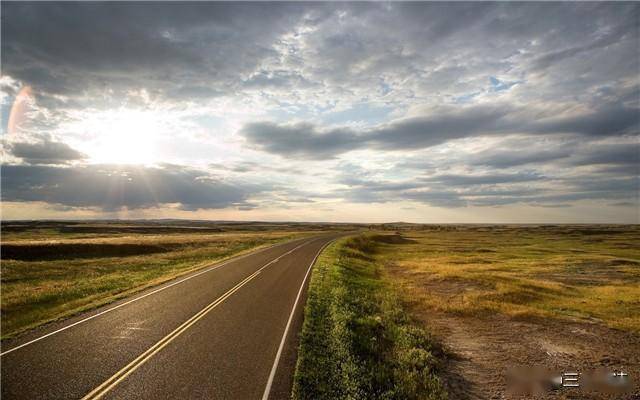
xmin=369 ymin=106 xmax=511 ymax=150
xmin=1 ymin=2 xmax=322 ymax=97
xmin=242 ymin=70 xmax=315 ymax=90
xmin=1 ymin=163 xmax=258 ymax=211
xmin=208 ymin=161 xmax=300 ymax=175
xmin=468 ymin=138 xmax=640 ymax=170
xmin=240 ymin=122 xmax=361 ymax=159
xmin=531 ymin=10 xmax=638 ymax=72
xmin=6 ymin=138 xmax=86 ymax=165
xmin=1 ymin=2 xmax=638 ymax=221
xmin=239 ymin=107 xmax=501 ymax=159
xmin=328 ymin=165 xmax=637 ymax=209
xmin=571 ymin=142 xmax=640 ymax=167
xmin=532 ymin=105 xmax=639 ymax=137
xmin=470 ymin=147 xmax=571 ymax=168
xmin=421 ymin=172 xmax=545 ymax=186
xmin=4 ymin=2 xmax=637 ymax=109
xmin=338 ymin=175 xmax=423 ymax=193
xmin=239 ymin=103 xmax=638 ymax=159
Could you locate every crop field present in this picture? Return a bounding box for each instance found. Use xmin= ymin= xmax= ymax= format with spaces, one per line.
xmin=0 ymin=220 xmax=338 ymax=338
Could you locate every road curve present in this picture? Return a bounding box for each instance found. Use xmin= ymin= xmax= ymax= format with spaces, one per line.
xmin=1 ymin=234 xmax=341 ymax=399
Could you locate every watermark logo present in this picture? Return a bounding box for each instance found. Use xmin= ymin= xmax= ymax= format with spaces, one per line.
xmin=560 ymin=372 xmax=580 ymax=388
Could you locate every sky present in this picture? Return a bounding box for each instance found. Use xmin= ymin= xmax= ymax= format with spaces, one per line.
xmin=1 ymin=2 xmax=638 ymax=223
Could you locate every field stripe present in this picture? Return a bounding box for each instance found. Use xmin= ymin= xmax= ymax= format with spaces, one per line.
xmin=1 ymin=237 xmax=309 ymax=356
xmin=261 ymin=238 xmax=335 ymax=400
xmin=81 ymin=239 xmax=317 ymax=400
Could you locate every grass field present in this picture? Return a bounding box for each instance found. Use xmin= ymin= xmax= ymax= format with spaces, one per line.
xmin=1 ymin=221 xmax=331 ymax=338
xmin=376 ymin=225 xmax=640 ymax=333
xmin=368 ymin=225 xmax=640 ymax=398
xmin=293 ymin=235 xmax=447 ymax=400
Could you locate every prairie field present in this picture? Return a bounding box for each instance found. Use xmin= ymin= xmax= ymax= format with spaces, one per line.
xmin=377 ymin=225 xmax=640 ymax=332
xmin=374 ymin=225 xmax=640 ymax=399
xmin=0 ymin=221 xmax=335 ymax=338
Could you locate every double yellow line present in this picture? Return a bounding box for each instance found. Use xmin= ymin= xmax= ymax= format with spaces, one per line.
xmin=82 ymin=239 xmax=315 ymax=400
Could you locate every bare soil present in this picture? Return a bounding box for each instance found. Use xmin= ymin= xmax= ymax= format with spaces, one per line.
xmin=404 ymin=279 xmax=640 ymax=400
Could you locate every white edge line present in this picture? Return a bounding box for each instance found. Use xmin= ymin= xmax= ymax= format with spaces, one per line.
xmin=81 ymin=238 xmax=318 ymax=400
xmin=261 ymin=238 xmax=335 ymax=400
xmin=1 ymin=236 xmax=313 ymax=356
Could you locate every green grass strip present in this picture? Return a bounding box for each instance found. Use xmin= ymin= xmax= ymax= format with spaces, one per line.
xmin=293 ymin=234 xmax=447 ymax=400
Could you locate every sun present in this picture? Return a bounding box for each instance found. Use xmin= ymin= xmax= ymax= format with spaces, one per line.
xmin=76 ymin=109 xmax=161 ymax=165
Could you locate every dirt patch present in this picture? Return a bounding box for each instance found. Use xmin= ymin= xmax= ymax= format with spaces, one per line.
xmin=408 ymin=296 xmax=640 ymax=399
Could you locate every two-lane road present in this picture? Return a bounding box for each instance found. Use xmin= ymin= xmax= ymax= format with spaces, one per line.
xmin=1 ymin=234 xmax=341 ymax=399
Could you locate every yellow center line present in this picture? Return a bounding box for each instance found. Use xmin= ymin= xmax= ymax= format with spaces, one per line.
xmin=81 ymin=239 xmax=317 ymax=400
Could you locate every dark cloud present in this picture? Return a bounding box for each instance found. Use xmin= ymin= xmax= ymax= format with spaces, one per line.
xmin=565 ymin=176 xmax=637 ymax=194
xmin=1 ymin=164 xmax=257 ymax=211
xmin=421 ymin=172 xmax=545 ymax=186
xmin=240 ymin=103 xmax=638 ymax=159
xmin=591 ymin=164 xmax=640 ymax=176
xmin=533 ymin=105 xmax=639 ymax=137
xmin=470 ymin=147 xmax=571 ymax=168
xmin=369 ymin=106 xmax=511 ymax=150
xmin=571 ymin=143 xmax=640 ymax=167
xmin=1 ymin=2 xmax=322 ymax=96
xmin=329 ymin=168 xmax=637 ymax=209
xmin=401 ymin=190 xmax=468 ymax=208
xmin=7 ymin=139 xmax=86 ymax=165
xmin=208 ymin=161 xmax=301 ymax=175
xmin=339 ymin=176 xmax=423 ymax=192
xmin=333 ymin=181 xmax=466 ymax=208
xmin=240 ymin=122 xmax=361 ymax=159
xmin=468 ymin=139 xmax=640 ymax=170
xmin=531 ymin=8 xmax=639 ymax=72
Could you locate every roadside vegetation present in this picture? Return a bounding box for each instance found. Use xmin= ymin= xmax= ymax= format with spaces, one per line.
xmin=376 ymin=225 xmax=640 ymax=333
xmin=293 ymin=234 xmax=447 ymax=400
xmin=1 ymin=222 xmax=321 ymax=338
xmin=293 ymin=226 xmax=639 ymax=399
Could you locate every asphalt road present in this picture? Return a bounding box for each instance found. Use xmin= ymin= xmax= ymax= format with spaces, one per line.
xmin=1 ymin=234 xmax=341 ymax=399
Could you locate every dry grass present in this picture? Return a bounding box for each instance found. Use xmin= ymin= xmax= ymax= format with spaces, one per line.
xmin=376 ymin=225 xmax=640 ymax=333
xmin=1 ymin=225 xmax=317 ymax=338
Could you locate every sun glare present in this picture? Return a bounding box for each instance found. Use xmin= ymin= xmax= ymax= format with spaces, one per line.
xmin=77 ymin=109 xmax=161 ymax=165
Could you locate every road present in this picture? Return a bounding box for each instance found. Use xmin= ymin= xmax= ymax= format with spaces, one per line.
xmin=1 ymin=234 xmax=341 ymax=399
